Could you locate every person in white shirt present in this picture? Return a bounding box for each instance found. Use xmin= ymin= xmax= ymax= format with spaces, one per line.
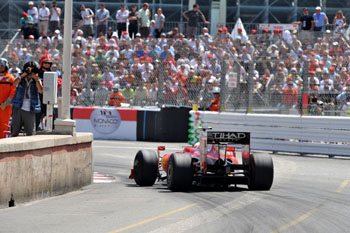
xmin=27 ymin=1 xmax=39 ymax=27
xmin=38 ymin=33 xmax=51 ymax=48
xmin=80 ymin=4 xmax=94 ymax=38
xmin=38 ymin=1 xmax=50 ymax=35
xmin=72 ymin=24 xmax=83 ymax=40
xmin=106 ymin=44 xmax=120 ymax=58
xmin=51 ymin=29 xmax=62 ymax=43
xmin=49 ymin=1 xmax=61 ymax=36
xmin=116 ymin=4 xmax=129 ymax=39
xmin=154 ymin=8 xmax=165 ymax=38
xmin=120 ymin=43 xmax=134 ymax=60
xmin=139 ymin=60 xmax=154 ymax=72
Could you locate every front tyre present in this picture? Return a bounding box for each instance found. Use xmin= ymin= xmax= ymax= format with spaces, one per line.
xmin=133 ymin=150 xmax=158 ymax=186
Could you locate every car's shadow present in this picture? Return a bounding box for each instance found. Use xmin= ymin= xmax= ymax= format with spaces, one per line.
xmin=126 ymin=183 xmax=248 ymax=193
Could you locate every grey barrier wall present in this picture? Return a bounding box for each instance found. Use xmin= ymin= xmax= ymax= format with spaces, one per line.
xmin=0 ymin=133 xmax=93 ymax=209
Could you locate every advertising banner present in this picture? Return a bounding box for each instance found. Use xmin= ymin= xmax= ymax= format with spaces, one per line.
xmin=258 ymin=24 xmax=298 ymax=31
xmin=73 ymin=107 xmax=137 ymax=140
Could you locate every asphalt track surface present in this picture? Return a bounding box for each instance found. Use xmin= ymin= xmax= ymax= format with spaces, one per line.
xmin=0 ymin=140 xmax=350 ymax=233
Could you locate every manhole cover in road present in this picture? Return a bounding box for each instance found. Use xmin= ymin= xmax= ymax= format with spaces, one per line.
xmin=93 ymin=172 xmax=118 ymax=183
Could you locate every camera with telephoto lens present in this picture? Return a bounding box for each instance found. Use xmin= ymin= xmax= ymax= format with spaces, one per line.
xmin=25 ymin=64 xmax=39 ymax=74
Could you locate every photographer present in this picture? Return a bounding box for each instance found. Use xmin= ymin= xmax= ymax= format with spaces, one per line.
xmin=11 ymin=61 xmax=43 ymax=137
xmin=49 ymin=1 xmax=61 ymax=36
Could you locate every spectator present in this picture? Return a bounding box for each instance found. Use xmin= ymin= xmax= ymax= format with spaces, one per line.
xmin=149 ymin=20 xmax=156 ymax=39
xmin=96 ymin=2 xmax=110 ymax=37
xmin=134 ymin=82 xmax=149 ymax=106
xmin=94 ymin=49 xmax=107 ymax=66
xmin=9 ymin=61 xmax=22 ymax=77
xmin=122 ymin=83 xmax=135 ymax=104
xmin=20 ymin=12 xmax=34 ymax=33
xmin=80 ymin=85 xmax=94 ymax=106
xmin=293 ymin=7 xmax=313 ymax=43
xmin=101 ymin=65 xmax=114 ymax=82
xmin=21 ymin=48 xmax=33 ymax=64
xmin=27 ymin=1 xmax=39 ymax=27
xmin=166 ymin=27 xmax=179 ymax=39
xmin=94 ymin=81 xmax=109 ymax=106
xmin=174 ymin=81 xmax=188 ymax=106
xmin=72 ymin=23 xmax=83 ymax=39
xmin=38 ymin=1 xmax=50 ymax=35
xmin=183 ymin=4 xmax=209 ymax=38
xmin=106 ymin=27 xmax=113 ymax=40
xmin=49 ymin=1 xmax=61 ymax=36
xmin=308 ymin=88 xmax=323 ymax=115
xmin=128 ymin=4 xmax=138 ymax=39
xmin=11 ymin=61 xmax=43 ymax=137
xmin=199 ymin=80 xmax=214 ymax=110
xmin=138 ymin=2 xmax=151 ymax=39
xmin=116 ymin=4 xmax=129 ymax=39
xmin=333 ymin=10 xmax=346 ymax=36
xmin=24 ymin=20 xmax=39 ymax=39
xmin=0 ymin=58 xmax=16 ymax=139
xmin=80 ymin=4 xmax=94 ymax=38
xmin=313 ymin=6 xmax=328 ymax=38
xmin=154 ymin=8 xmax=165 ymax=38
xmin=51 ymin=29 xmax=63 ymax=44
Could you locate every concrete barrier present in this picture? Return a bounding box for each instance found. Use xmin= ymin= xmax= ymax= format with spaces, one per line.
xmin=0 ymin=133 xmax=93 ymax=209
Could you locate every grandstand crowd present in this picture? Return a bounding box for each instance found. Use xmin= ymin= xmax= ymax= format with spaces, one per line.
xmin=3 ymin=2 xmax=350 ymax=121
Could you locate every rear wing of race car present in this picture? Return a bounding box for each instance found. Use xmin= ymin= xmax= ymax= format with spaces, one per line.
xmin=207 ymin=131 xmax=250 ymax=145
xmin=199 ymin=130 xmax=251 ymax=173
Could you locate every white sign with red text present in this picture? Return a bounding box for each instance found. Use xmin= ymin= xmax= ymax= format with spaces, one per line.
xmin=73 ymin=107 xmax=137 ymax=140
xmin=259 ymin=24 xmax=298 ymax=32
xmin=226 ymin=72 xmax=238 ymax=88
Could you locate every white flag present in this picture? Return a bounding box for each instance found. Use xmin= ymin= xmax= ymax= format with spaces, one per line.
xmin=231 ymin=18 xmax=248 ymax=42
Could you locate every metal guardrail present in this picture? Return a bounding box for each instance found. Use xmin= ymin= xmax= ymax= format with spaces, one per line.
xmin=189 ymin=111 xmax=350 ymax=157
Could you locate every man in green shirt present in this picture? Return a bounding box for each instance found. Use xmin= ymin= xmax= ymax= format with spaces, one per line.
xmin=138 ymin=2 xmax=151 ymax=38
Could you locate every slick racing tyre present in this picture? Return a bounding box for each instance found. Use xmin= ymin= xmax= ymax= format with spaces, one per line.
xmin=133 ymin=150 xmax=158 ymax=186
xmin=167 ymin=153 xmax=193 ymax=191
xmin=248 ymin=153 xmax=274 ymax=191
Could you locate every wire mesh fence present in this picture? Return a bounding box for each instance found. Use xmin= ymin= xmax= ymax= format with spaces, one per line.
xmin=2 ymin=26 xmax=350 ymax=116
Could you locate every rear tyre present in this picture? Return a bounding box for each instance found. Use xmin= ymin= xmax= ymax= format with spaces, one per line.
xmin=167 ymin=153 xmax=193 ymax=191
xmin=133 ymin=150 xmax=158 ymax=186
xmin=248 ymin=154 xmax=274 ymax=190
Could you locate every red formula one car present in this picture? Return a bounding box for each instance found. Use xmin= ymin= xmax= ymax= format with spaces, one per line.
xmin=130 ymin=129 xmax=274 ymax=191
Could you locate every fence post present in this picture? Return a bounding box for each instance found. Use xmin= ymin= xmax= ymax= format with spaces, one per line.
xmin=247 ymin=61 xmax=254 ymax=113
xmin=302 ymin=60 xmax=309 ymax=116
xmin=219 ymin=58 xmax=226 ymax=112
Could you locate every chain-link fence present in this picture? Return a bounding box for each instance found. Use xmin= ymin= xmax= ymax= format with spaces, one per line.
xmin=2 ymin=26 xmax=350 ymax=116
